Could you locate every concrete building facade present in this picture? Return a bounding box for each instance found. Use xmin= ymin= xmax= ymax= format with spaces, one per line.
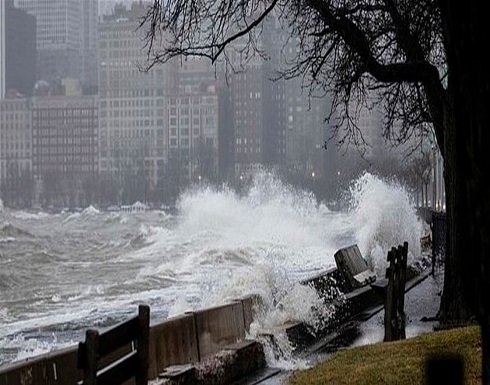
xmin=284 ymin=75 xmax=332 ymax=186
xmin=16 ymin=0 xmax=81 ymax=85
xmin=16 ymin=0 xmax=98 ymax=92
xmin=81 ymin=0 xmax=99 ymax=93
xmin=31 ymin=95 xmax=98 ymax=207
xmin=231 ymin=65 xmax=266 ymax=178
xmin=98 ymin=3 xmax=175 ymax=203
xmin=167 ymin=83 xmax=219 ymax=186
xmin=0 ymin=1 xmax=5 ymax=99
xmin=228 ymin=19 xmax=288 ymax=180
xmin=169 ymin=59 xmax=220 ymax=186
xmin=4 ymin=0 xmax=36 ymax=97
xmin=0 ymin=97 xmax=33 ymax=207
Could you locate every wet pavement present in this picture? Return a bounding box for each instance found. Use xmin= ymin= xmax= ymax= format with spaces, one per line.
xmin=244 ymin=266 xmax=444 ymax=385
xmin=351 ymin=268 xmax=443 ymax=347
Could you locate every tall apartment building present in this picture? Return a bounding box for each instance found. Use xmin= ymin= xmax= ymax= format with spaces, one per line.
xmin=4 ymin=0 xmax=36 ymax=97
xmin=217 ymin=81 xmax=234 ymax=183
xmin=0 ymin=1 xmax=5 ymax=99
xmin=32 ymin=95 xmax=98 ymax=207
xmin=16 ymin=0 xmax=98 ymax=92
xmin=0 ymin=97 xmax=33 ymax=207
xmin=81 ymin=0 xmax=99 ymax=93
xmin=166 ymin=59 xmax=219 ymax=187
xmin=231 ymin=65 xmax=266 ymax=178
xmin=229 ymin=18 xmax=287 ymax=179
xmin=0 ymin=1 xmax=36 ymax=98
xmin=166 ymin=60 xmax=219 ymax=190
xmin=285 ymin=76 xmax=331 ymax=177
xmin=98 ymin=3 xmax=175 ymax=204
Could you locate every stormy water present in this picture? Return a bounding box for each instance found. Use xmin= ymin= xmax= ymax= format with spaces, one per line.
xmin=0 ymin=172 xmax=425 ymax=367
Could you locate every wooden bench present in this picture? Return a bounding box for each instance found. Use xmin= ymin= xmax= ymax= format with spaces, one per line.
xmin=334 ymin=244 xmax=376 ymax=292
xmin=77 ymin=304 xmax=150 ymax=385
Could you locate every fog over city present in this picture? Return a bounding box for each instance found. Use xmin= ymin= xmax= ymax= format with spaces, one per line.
xmin=0 ymin=0 xmax=444 ymax=211
xmin=0 ymin=0 xmax=442 ymax=370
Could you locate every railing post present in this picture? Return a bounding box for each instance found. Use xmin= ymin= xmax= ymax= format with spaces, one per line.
xmin=83 ymin=329 xmax=99 ymax=385
xmin=137 ymin=304 xmax=150 ymax=385
xmin=397 ymin=243 xmax=408 ymax=340
xmin=384 ymin=248 xmax=395 ymax=342
xmin=384 ymin=243 xmax=408 ymax=342
xmin=393 ymin=246 xmax=402 ymax=340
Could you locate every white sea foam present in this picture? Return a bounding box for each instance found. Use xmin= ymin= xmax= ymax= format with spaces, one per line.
xmin=259 ymin=332 xmax=311 ymax=371
xmin=9 ymin=211 xmax=51 ymax=220
xmin=348 ymin=172 xmax=424 ymax=276
xmin=81 ymin=205 xmax=100 ymax=216
xmin=0 ymin=334 xmax=75 ymax=364
xmin=0 ymin=170 xmax=425 ymax=369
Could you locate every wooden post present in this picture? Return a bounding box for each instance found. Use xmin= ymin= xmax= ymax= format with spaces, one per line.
xmin=384 ymin=243 xmax=409 ymax=342
xmin=393 ymin=246 xmax=402 ymax=339
xmin=384 ymin=248 xmax=396 ymax=342
xmin=137 ymin=304 xmax=150 ymax=385
xmin=398 ymin=242 xmax=408 ymax=339
xmin=83 ymin=329 xmax=99 ymax=385
xmin=431 ymin=238 xmax=436 ymax=275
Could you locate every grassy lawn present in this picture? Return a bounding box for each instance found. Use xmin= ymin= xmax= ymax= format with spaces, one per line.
xmin=288 ymin=326 xmax=481 ymax=385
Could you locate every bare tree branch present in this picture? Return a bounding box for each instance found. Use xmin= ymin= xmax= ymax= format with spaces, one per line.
xmin=139 ymin=0 xmax=447 ymax=157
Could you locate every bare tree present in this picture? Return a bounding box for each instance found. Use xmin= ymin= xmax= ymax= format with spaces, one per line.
xmin=439 ymin=3 xmax=490 ymax=384
xmin=139 ymin=1 xmax=490 ymax=382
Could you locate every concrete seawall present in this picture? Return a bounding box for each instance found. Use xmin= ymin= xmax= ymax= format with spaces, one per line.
xmin=0 ymin=345 xmax=81 ymax=385
xmin=148 ymin=313 xmax=200 ymax=379
xmin=0 ymin=244 xmax=429 ymax=385
xmin=0 ymin=296 xmax=260 ymax=385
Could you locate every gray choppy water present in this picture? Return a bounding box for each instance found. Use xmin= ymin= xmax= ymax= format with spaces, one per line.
xmin=0 ymin=172 xmax=424 ymax=368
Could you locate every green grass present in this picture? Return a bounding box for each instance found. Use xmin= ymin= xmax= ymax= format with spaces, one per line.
xmin=288 ymin=326 xmax=482 ymax=385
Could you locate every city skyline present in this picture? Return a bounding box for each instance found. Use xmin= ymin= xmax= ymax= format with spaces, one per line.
xmin=0 ymin=0 xmax=439 ymax=210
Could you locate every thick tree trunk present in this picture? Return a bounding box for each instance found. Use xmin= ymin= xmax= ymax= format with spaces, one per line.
xmin=438 ymin=99 xmax=475 ymax=323
xmin=440 ymin=2 xmax=490 ymax=384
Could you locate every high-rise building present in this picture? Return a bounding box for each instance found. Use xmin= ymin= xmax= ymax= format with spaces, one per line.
xmin=81 ymin=0 xmax=99 ymax=93
xmin=3 ymin=0 xmax=36 ymax=97
xmin=166 ymin=59 xmax=220 ymax=189
xmin=98 ymin=2 xmax=175 ymax=204
xmin=0 ymin=1 xmax=5 ymax=99
xmin=16 ymin=0 xmax=80 ymax=85
xmin=285 ymin=76 xmax=331 ymax=175
xmin=217 ymin=81 xmax=234 ymax=183
xmin=16 ymin=0 xmax=98 ymax=92
xmin=229 ymin=19 xmax=287 ymax=179
xmin=231 ymin=65 xmax=266 ymax=178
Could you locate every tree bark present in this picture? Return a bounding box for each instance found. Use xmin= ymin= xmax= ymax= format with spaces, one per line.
xmin=438 ymin=99 xmax=474 ymax=322
xmin=439 ymin=2 xmax=490 ymax=384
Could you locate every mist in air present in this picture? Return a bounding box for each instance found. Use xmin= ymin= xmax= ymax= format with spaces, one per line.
xmin=0 ymin=171 xmax=424 ymax=367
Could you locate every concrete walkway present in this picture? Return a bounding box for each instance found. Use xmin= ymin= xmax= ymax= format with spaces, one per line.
xmin=351 ymin=268 xmax=443 ymax=348
xmin=236 ymin=266 xmax=444 ymax=385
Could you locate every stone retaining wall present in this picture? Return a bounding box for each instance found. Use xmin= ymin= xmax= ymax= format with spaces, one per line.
xmin=0 ymin=244 xmax=425 ymax=385
xmin=0 ymin=296 xmax=259 ymax=385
